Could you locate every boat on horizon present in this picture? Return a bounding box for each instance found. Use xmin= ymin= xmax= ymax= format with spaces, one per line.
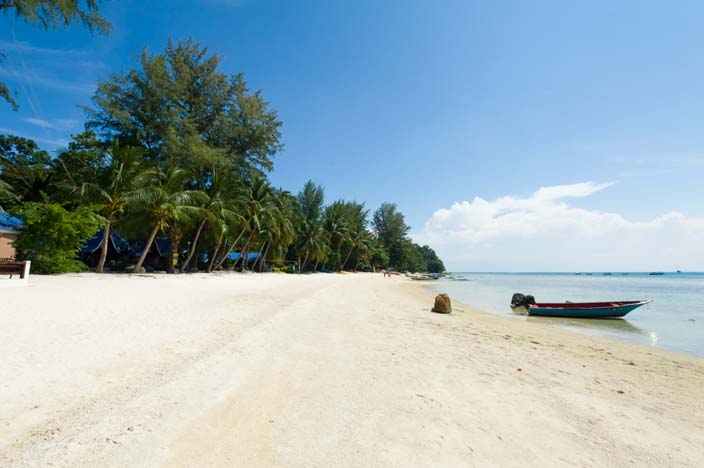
xmin=510 ymin=294 xmax=651 ymax=318
xmin=649 ymin=272 xmax=665 ymax=276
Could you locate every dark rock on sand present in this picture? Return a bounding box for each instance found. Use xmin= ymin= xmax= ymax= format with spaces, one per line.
xmin=432 ymin=293 xmax=452 ymax=314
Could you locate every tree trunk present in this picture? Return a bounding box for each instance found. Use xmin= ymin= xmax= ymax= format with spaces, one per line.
xmin=341 ymin=245 xmax=354 ymax=271
xmin=168 ymin=233 xmax=181 ymax=274
xmin=207 ymin=235 xmax=223 ymax=273
xmin=133 ymin=224 xmax=159 ymax=273
xmin=216 ymin=229 xmax=246 ymax=270
xmin=239 ymin=232 xmax=255 ymax=272
xmin=301 ymin=249 xmax=310 ymax=273
xmin=257 ymin=241 xmax=269 ymax=272
xmin=336 ymin=239 xmax=343 ymax=271
xmin=181 ymin=218 xmax=207 ymax=273
xmin=96 ymin=220 xmax=111 ymax=273
xmin=313 ymin=259 xmax=319 ymax=272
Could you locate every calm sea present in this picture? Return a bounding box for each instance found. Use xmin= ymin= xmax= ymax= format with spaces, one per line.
xmin=426 ymin=272 xmax=704 ymax=357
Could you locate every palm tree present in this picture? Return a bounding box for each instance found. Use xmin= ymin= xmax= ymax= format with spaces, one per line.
xmin=81 ymin=143 xmax=142 ymax=273
xmin=266 ymin=190 xmax=297 ymax=270
xmin=298 ymin=219 xmax=326 ymax=272
xmin=226 ymin=177 xmax=276 ymax=272
xmin=353 ymin=230 xmax=374 ymax=271
xmin=341 ymin=229 xmax=361 ymax=271
xmin=207 ymin=217 xmax=233 ymax=272
xmin=323 ymin=204 xmax=350 ymax=271
xmin=181 ymin=165 xmax=243 ymax=272
xmin=125 ymin=164 xmax=205 ymax=273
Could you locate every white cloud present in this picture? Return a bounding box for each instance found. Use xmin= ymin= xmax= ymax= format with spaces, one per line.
xmin=413 ymin=182 xmax=704 ymax=271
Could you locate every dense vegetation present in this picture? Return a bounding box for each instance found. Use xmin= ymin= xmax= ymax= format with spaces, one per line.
xmin=0 ymin=39 xmax=444 ymax=274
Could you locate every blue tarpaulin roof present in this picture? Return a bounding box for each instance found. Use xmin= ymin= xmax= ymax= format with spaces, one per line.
xmin=131 ymin=236 xmax=171 ymax=257
xmin=228 ymin=252 xmax=261 ymax=262
xmin=154 ymin=237 xmax=171 ymax=257
xmin=0 ymin=211 xmax=23 ymax=232
xmin=81 ymin=229 xmax=133 ymax=254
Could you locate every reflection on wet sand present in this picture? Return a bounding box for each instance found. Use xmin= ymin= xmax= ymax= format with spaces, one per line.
xmin=524 ymin=315 xmax=645 ymax=335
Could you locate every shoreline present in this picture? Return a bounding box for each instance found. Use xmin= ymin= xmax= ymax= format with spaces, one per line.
xmin=409 ymin=280 xmax=704 ymax=362
xmin=1 ymin=273 xmax=703 ymax=467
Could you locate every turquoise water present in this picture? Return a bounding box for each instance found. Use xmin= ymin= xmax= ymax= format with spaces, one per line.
xmin=427 ymin=272 xmax=704 ymax=357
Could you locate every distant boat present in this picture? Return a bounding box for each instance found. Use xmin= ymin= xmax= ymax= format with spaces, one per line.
xmin=649 ymin=272 xmax=665 ymax=276
xmin=409 ymin=273 xmax=438 ymax=281
xmin=510 ymin=294 xmax=650 ymax=318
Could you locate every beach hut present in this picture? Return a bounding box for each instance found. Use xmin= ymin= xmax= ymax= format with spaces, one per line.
xmin=80 ymin=229 xmax=134 ymax=269
xmin=130 ymin=236 xmax=172 ymax=271
xmin=0 ymin=211 xmax=23 ymax=261
xmin=227 ymin=251 xmax=263 ymax=270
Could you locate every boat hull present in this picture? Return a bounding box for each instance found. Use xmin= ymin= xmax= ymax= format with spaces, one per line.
xmin=526 ymin=301 xmax=650 ymax=318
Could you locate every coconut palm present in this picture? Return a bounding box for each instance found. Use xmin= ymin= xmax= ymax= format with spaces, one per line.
xmin=323 ymin=203 xmax=352 ymax=271
xmin=298 ymin=219 xmax=326 ymax=272
xmin=353 ymin=230 xmax=374 ymax=271
xmin=81 ymin=143 xmax=143 ymax=273
xmin=181 ymin=166 xmax=244 ymax=272
xmin=341 ymin=228 xmax=361 ymax=271
xmin=207 ymin=218 xmax=229 ymax=272
xmin=225 ymin=177 xmax=276 ymax=271
xmin=125 ymin=164 xmax=205 ymax=273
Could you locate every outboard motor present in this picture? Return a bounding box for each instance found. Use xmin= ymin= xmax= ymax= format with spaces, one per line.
xmin=510 ymin=293 xmax=535 ymax=310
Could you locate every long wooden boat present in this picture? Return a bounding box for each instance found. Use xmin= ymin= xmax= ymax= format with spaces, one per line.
xmin=409 ymin=274 xmax=439 ymax=281
xmin=510 ymin=294 xmax=651 ymax=318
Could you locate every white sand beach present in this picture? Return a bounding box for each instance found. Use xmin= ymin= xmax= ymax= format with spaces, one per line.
xmin=1 ymin=273 xmax=703 ymax=467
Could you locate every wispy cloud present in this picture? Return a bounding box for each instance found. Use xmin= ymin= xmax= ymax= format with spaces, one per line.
xmin=22 ymin=117 xmax=80 ymax=131
xmin=413 ymin=182 xmax=704 ymax=271
xmin=0 ymin=68 xmax=95 ymax=95
xmin=0 ymin=127 xmax=69 ymax=148
xmin=0 ymin=40 xmax=89 ymax=56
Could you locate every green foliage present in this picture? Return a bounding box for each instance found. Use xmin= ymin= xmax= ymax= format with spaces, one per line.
xmin=0 ymin=178 xmax=17 ymax=209
xmin=1 ymin=0 xmax=110 ymax=109
xmin=372 ymin=203 xmax=410 ymax=268
xmin=0 ymin=134 xmax=55 ymax=206
xmin=415 ymin=244 xmax=445 ymax=273
xmin=0 ymin=36 xmax=445 ymax=275
xmin=371 ymin=203 xmax=444 ymax=272
xmin=86 ymin=38 xmax=282 ymax=176
xmin=1 ymin=0 xmax=111 ymax=33
xmin=12 ymin=201 xmax=104 ymax=274
xmin=297 ymin=180 xmax=324 ymax=223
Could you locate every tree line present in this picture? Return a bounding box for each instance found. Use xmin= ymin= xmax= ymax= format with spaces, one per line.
xmin=0 ymin=39 xmax=444 ymax=274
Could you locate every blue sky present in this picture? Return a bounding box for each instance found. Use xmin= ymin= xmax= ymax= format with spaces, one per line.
xmin=1 ymin=0 xmax=703 ymax=270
